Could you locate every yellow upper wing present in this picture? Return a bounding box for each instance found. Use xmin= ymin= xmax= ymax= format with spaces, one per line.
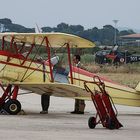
xmin=0 ymin=32 xmax=95 ymax=48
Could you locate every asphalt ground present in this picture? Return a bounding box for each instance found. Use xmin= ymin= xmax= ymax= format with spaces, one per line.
xmin=0 ymin=92 xmax=140 ymax=140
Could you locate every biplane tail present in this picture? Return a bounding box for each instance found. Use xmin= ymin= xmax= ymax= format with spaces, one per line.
xmin=135 ymin=82 xmax=140 ymax=92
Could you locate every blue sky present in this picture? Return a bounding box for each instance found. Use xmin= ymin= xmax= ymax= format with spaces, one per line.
xmin=0 ymin=0 xmax=140 ymax=30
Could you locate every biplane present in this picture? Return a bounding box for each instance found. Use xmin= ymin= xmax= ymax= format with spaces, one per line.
xmin=95 ymin=47 xmax=140 ymax=65
xmin=0 ymin=32 xmax=140 ymax=115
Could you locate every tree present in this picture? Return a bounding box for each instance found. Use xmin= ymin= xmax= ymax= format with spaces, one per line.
xmin=0 ymin=18 xmax=12 ymax=24
xmin=41 ymin=27 xmax=53 ymax=32
xmin=0 ymin=18 xmax=136 ymax=46
xmin=119 ymin=30 xmax=135 ymax=36
xmin=69 ymin=25 xmax=84 ymax=33
xmin=56 ymin=23 xmax=69 ymax=32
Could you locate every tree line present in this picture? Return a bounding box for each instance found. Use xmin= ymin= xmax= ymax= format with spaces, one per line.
xmin=0 ymin=18 xmax=135 ymax=46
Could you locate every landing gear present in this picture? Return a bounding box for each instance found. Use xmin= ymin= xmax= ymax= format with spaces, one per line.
xmin=0 ymin=84 xmax=21 ymax=115
xmin=4 ymin=99 xmax=21 ymax=115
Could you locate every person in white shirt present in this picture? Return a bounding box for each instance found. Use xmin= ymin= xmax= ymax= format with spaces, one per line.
xmin=40 ymin=55 xmax=59 ymax=114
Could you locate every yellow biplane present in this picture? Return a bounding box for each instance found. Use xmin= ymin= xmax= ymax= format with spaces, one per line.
xmin=0 ymin=32 xmax=140 ymax=115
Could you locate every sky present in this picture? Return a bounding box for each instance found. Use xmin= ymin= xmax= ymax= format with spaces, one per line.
xmin=0 ymin=0 xmax=140 ymax=30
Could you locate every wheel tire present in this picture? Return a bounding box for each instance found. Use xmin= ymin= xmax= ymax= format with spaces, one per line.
xmin=120 ymin=58 xmax=125 ymax=63
xmin=88 ymin=117 xmax=96 ymax=129
xmin=4 ymin=99 xmax=21 ymax=115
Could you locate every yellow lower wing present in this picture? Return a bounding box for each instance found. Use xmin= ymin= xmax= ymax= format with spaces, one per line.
xmin=15 ymin=81 xmax=140 ymax=107
xmin=16 ymin=82 xmax=90 ymax=100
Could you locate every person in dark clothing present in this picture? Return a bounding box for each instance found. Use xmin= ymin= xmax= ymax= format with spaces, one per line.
xmin=71 ymin=54 xmax=86 ymax=114
xmin=40 ymin=94 xmax=50 ymax=114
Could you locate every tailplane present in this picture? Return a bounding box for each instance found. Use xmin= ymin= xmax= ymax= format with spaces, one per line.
xmin=135 ymin=82 xmax=140 ymax=92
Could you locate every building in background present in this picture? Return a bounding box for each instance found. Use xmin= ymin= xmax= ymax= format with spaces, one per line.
xmin=121 ymin=34 xmax=140 ymax=47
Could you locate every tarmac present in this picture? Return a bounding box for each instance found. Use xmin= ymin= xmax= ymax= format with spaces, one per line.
xmin=0 ymin=91 xmax=140 ymax=140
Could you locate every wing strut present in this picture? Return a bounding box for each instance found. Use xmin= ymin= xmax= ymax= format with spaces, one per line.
xmin=2 ymin=36 xmax=5 ymax=50
xmin=67 ymin=43 xmax=73 ymax=84
xmin=45 ymin=37 xmax=54 ymax=82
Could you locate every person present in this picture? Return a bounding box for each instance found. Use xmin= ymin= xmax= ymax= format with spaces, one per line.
xmin=40 ymin=55 xmax=59 ymax=114
xmin=71 ymin=54 xmax=86 ymax=114
xmin=40 ymin=94 xmax=50 ymax=114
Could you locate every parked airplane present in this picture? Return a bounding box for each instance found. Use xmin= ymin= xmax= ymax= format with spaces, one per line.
xmin=95 ymin=47 xmax=140 ymax=65
xmin=0 ymin=33 xmax=139 ymax=115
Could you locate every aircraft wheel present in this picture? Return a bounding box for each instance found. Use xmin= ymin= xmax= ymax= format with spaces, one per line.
xmin=88 ymin=117 xmax=96 ymax=129
xmin=120 ymin=58 xmax=125 ymax=63
xmin=4 ymin=99 xmax=21 ymax=115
